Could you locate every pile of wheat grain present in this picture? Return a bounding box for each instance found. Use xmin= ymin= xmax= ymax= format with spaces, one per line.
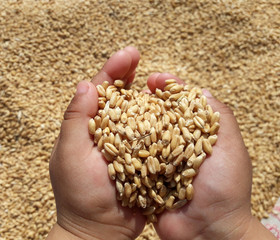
xmin=89 ymin=80 xmax=220 ymax=223
xmin=0 ymin=1 xmax=279 ymax=239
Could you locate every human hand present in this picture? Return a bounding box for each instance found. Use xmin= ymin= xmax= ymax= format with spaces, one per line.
xmin=147 ymin=73 xmax=276 ymax=240
xmin=47 ymin=47 xmax=146 ymax=240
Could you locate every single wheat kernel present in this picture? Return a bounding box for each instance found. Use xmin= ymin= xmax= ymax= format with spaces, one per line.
xmin=148 ymin=188 xmax=157 ymax=199
xmin=162 ymin=131 xmax=171 ymax=146
xmin=187 ymin=153 xmax=196 ymax=167
xmin=88 ymin=118 xmax=96 ymax=134
xmin=125 ymin=126 xmax=134 ymax=140
xmin=104 ymin=143 xmax=119 ymax=157
xmin=174 ymin=172 xmax=181 ymax=183
xmin=96 ymin=85 xmax=106 ymax=97
xmin=165 ymin=79 xmax=177 ymax=85
xmin=201 ymin=123 xmax=210 ymax=133
xmin=138 ymin=150 xmax=150 ymax=158
xmin=129 ymin=191 xmax=137 ymax=203
xmin=159 ymin=185 xmax=167 ymax=198
xmin=132 ymin=158 xmax=142 ymax=170
xmin=116 ymin=179 xmax=124 ymax=195
xmin=134 ymin=175 xmax=141 ymax=188
xmin=154 ymin=194 xmax=165 ymax=205
xmin=182 ymin=127 xmax=192 ymax=142
xmin=171 ymin=145 xmax=184 ymax=158
xmin=178 ymin=187 xmax=186 ymax=200
xmin=173 ymin=153 xmax=185 ymax=167
xmin=208 ymin=134 xmax=218 ymax=145
xmin=113 ymin=160 xmax=124 ymax=173
xmin=94 ymin=128 xmax=102 ymax=143
xmin=142 ymin=176 xmax=154 ymax=188
xmin=114 ymin=80 xmax=125 ymax=88
xmin=172 ymin=199 xmax=187 ymax=210
xmin=166 ymin=111 xmax=177 ymax=123
xmin=155 ymin=88 xmax=163 ymax=98
xmin=194 ymin=137 xmax=203 ymax=155
xmin=142 ymin=206 xmax=156 ymax=215
xmin=105 ymin=87 xmax=113 ymax=100
xmin=165 ymin=163 xmax=176 ymax=176
xmin=184 ymin=142 xmax=194 ymax=159
xmin=202 ymin=138 xmax=213 ymax=155
xmin=101 ymin=115 xmax=109 ymax=129
xmin=170 ymin=135 xmax=180 ymax=151
xmin=108 ymin=163 xmax=116 ymax=180
xmin=193 ymin=153 xmax=206 ymax=169
xmin=147 ymin=156 xmax=157 ymax=175
xmin=170 ymin=84 xmax=184 ymax=94
xmin=137 ymin=121 xmax=146 ymax=135
xmin=169 ymin=92 xmax=184 ymax=101
xmin=193 ymin=129 xmax=201 ymax=141
xmin=116 ymin=95 xmax=124 ymax=108
xmin=162 ymin=144 xmax=171 ymax=158
xmin=186 ymin=184 xmax=194 ymax=200
xmin=124 ymin=182 xmax=132 ymax=198
xmin=164 ymin=82 xmax=177 ymax=91
xmin=193 ymin=116 xmax=205 ymax=129
xmin=210 ymin=122 xmax=220 ymax=135
xmin=124 ymin=153 xmax=132 ymax=164
xmin=182 ymin=168 xmax=196 ymax=178
xmin=101 ymin=81 xmax=109 ymax=90
xmin=117 ymin=172 xmax=126 ymax=182
xmin=116 ymin=156 xmax=125 ymax=164
xmin=141 ymin=164 xmax=148 ymax=178
xmin=125 ymin=164 xmax=135 ymax=175
xmin=211 ymin=112 xmax=220 ymax=126
xmin=166 ymin=195 xmax=175 ymax=210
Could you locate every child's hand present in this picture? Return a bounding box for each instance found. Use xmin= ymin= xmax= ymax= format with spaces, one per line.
xmin=48 ymin=47 xmax=146 ymax=240
xmin=147 ymin=73 xmax=276 ymax=240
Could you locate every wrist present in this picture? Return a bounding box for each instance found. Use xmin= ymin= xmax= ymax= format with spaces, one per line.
xmin=241 ymin=216 xmax=276 ymax=240
xmin=51 ymin=211 xmax=136 ymax=240
xmin=46 ymin=223 xmax=90 ymax=240
xmin=196 ymin=213 xmax=276 ymax=240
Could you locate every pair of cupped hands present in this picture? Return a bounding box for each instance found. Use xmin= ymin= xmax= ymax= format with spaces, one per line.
xmin=47 ymin=47 xmax=275 ymax=240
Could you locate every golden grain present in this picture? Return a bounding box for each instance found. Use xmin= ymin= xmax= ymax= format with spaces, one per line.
xmin=186 ymin=184 xmax=194 ymax=200
xmin=165 ymin=195 xmax=175 ymax=210
xmin=104 ymin=143 xmax=119 ymax=157
xmin=202 ymin=138 xmax=213 ymax=155
xmin=89 ymin=81 xmax=220 ymax=223
xmin=182 ymin=168 xmax=196 ymax=178
xmin=210 ymin=122 xmax=220 ymax=135
xmin=108 ymin=163 xmax=116 ymax=180
xmin=208 ymin=134 xmax=218 ymax=145
xmin=172 ymin=199 xmax=187 ymax=210
xmin=114 ymin=80 xmax=125 ymax=88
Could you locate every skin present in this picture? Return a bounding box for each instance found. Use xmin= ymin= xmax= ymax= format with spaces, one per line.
xmin=47 ymin=47 xmax=276 ymax=240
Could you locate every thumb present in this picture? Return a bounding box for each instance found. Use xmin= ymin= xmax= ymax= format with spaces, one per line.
xmin=202 ymin=89 xmax=249 ymax=161
xmin=59 ymin=81 xmax=98 ymax=152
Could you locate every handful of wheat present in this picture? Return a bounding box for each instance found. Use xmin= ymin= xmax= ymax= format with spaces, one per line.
xmin=89 ymin=79 xmax=220 ymax=222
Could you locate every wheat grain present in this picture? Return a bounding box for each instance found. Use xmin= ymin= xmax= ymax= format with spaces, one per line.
xmin=89 ymin=81 xmax=220 ymax=222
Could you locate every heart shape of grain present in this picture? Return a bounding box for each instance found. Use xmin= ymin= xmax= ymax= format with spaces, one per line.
xmin=88 ymin=79 xmax=220 ymax=222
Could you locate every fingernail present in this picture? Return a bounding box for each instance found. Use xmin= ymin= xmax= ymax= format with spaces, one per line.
xmin=202 ymin=89 xmax=212 ymax=97
xmin=76 ymin=82 xmax=89 ymax=95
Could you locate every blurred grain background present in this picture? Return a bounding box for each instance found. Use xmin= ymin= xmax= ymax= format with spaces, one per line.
xmin=0 ymin=0 xmax=279 ymax=239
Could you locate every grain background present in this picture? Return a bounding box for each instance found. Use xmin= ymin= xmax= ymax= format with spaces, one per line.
xmin=0 ymin=0 xmax=279 ymax=239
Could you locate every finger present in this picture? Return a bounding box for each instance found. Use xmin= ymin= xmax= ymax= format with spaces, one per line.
xmin=60 ymin=81 xmax=98 ymax=154
xmin=122 ymin=46 xmax=140 ymax=80
xmin=125 ymin=70 xmax=136 ymax=89
xmin=91 ymin=46 xmax=140 ymax=86
xmin=202 ymin=89 xmax=248 ymax=153
xmin=147 ymin=72 xmax=185 ymax=93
